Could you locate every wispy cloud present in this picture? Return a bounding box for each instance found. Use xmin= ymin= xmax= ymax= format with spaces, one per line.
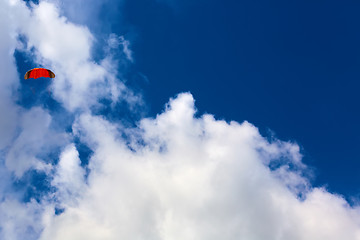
xmin=17 ymin=2 xmax=137 ymax=111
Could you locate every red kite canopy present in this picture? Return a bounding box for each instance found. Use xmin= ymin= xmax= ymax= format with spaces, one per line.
xmin=24 ymin=68 xmax=55 ymax=80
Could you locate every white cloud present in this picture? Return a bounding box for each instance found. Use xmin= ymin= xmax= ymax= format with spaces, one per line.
xmin=5 ymin=107 xmax=67 ymax=178
xmin=52 ymin=144 xmax=86 ymax=207
xmin=0 ymin=199 xmax=44 ymax=240
xmin=1 ymin=0 xmax=360 ymax=240
xmin=0 ymin=0 xmax=21 ymax=150
xmin=39 ymin=93 xmax=360 ymax=240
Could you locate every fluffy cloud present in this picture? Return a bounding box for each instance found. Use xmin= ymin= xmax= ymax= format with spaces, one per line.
xmin=39 ymin=93 xmax=360 ymax=240
xmin=52 ymin=144 xmax=86 ymax=207
xmin=1 ymin=0 xmax=360 ymax=240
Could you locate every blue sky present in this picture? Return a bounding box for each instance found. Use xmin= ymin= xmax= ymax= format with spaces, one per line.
xmin=2 ymin=0 xmax=360 ymax=239
xmin=121 ymin=0 xmax=360 ymax=197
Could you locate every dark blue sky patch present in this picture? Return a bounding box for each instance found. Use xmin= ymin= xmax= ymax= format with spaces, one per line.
xmin=54 ymin=207 xmax=65 ymax=216
xmin=23 ymin=0 xmax=39 ymax=7
xmin=92 ymin=95 xmax=146 ymax=128
xmin=37 ymin=145 xmax=63 ymax=167
xmin=13 ymin=170 xmax=51 ymax=203
xmin=73 ymin=137 xmax=93 ymax=168
xmin=14 ymin=48 xmax=54 ymax=109
xmin=73 ymin=136 xmax=94 ymax=181
xmin=16 ymin=79 xmax=53 ymax=109
xmin=14 ymin=44 xmax=34 ymax=80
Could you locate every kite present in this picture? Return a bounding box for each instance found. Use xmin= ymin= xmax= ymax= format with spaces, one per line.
xmin=24 ymin=68 xmax=55 ymax=79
